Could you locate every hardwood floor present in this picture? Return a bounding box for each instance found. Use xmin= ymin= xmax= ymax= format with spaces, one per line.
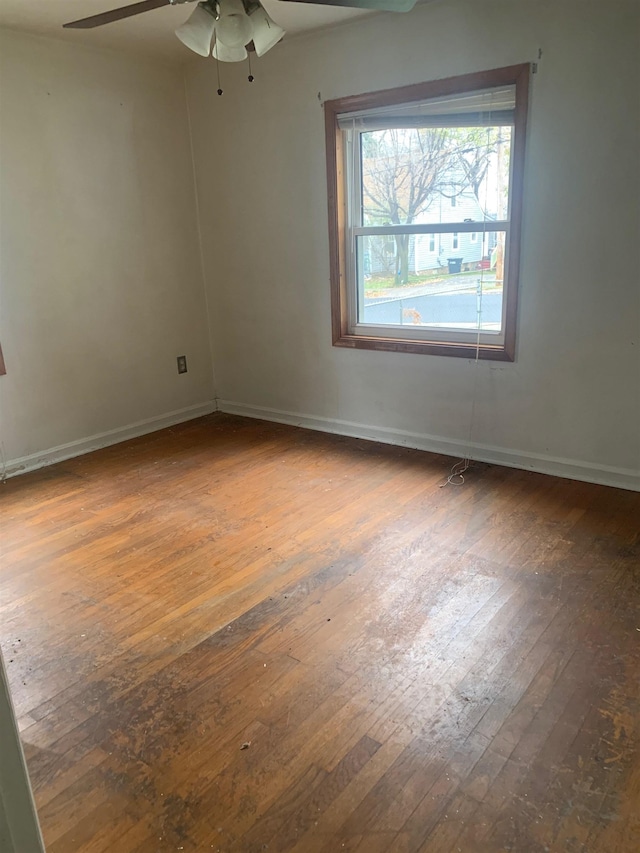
xmin=1 ymin=413 xmax=639 ymax=852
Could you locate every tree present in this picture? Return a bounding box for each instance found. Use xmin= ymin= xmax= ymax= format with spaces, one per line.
xmin=361 ymin=127 xmax=499 ymax=284
xmin=362 ymin=128 xmax=455 ymax=285
xmin=452 ymin=127 xmax=500 ymax=206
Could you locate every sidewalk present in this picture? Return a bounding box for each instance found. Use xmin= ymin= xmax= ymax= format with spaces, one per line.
xmin=365 ymin=272 xmax=498 ymax=304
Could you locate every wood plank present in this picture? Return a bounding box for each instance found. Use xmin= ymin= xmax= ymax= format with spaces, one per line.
xmin=0 ymin=413 xmax=638 ymax=852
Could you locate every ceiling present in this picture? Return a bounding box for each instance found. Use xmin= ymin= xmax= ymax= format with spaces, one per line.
xmin=0 ymin=1 xmax=375 ymax=59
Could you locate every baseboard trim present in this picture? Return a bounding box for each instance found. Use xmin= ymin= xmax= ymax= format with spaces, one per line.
xmin=4 ymin=401 xmax=217 ymax=479
xmin=219 ymin=400 xmax=639 ymax=493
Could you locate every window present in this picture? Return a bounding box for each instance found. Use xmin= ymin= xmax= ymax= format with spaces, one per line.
xmin=325 ymin=64 xmax=530 ymax=361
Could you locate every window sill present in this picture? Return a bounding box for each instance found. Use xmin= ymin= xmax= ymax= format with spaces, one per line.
xmin=332 ymin=332 xmax=515 ymax=361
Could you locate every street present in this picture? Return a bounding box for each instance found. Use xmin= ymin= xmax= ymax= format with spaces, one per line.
xmin=363 ymin=289 xmax=502 ymax=327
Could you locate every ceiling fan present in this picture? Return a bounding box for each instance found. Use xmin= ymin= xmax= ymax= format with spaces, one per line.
xmin=63 ymin=0 xmax=417 ymax=62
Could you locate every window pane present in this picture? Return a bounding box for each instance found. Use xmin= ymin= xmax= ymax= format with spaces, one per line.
xmin=360 ymin=126 xmax=512 ymax=227
xmin=356 ymin=231 xmax=505 ymax=331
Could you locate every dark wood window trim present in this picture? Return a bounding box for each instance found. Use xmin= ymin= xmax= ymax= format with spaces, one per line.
xmin=0 ymin=343 xmax=5 ymax=376
xmin=324 ymin=64 xmax=531 ymax=362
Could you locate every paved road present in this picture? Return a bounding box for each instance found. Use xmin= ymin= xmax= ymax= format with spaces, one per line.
xmin=363 ymin=290 xmax=502 ymax=326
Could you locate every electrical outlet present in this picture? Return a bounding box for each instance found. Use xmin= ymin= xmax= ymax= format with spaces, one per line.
xmin=177 ymin=355 xmax=188 ymax=374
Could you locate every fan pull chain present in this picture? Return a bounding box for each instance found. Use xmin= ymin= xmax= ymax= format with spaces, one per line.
xmin=247 ymin=52 xmax=254 ymax=83
xmin=216 ymin=59 xmax=223 ymax=96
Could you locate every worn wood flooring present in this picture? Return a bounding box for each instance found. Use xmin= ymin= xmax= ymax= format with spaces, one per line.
xmin=1 ymin=414 xmax=639 ymax=852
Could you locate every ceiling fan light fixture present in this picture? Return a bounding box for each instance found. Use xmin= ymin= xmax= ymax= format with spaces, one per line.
xmin=215 ymin=0 xmax=252 ymax=49
xmin=212 ymin=39 xmax=248 ymax=61
xmin=175 ymin=2 xmax=217 ymax=56
xmin=248 ymin=6 xmax=284 ymax=58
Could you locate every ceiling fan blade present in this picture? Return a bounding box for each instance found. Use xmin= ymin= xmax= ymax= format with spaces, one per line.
xmin=63 ymin=0 xmax=171 ymax=29
xmin=279 ymin=0 xmax=416 ymax=10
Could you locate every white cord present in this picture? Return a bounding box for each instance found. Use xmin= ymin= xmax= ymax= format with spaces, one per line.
xmin=443 ymin=120 xmax=496 ymax=487
xmin=444 ymin=293 xmax=482 ymax=486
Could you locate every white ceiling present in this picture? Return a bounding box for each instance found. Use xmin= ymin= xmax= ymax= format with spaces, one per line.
xmin=0 ymin=1 xmax=375 ymax=59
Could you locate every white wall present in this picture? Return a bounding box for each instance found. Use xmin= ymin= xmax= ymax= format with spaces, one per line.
xmin=0 ymin=30 xmax=215 ymax=473
xmin=186 ymin=0 xmax=640 ymax=490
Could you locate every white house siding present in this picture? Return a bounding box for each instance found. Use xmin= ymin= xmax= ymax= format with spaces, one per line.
xmin=366 ymin=188 xmax=494 ymax=276
xmin=415 ymin=188 xmax=493 ymax=272
xmin=415 ymin=231 xmax=483 ymax=272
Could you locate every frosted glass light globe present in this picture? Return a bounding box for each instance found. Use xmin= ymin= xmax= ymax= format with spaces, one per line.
xmin=216 ymin=12 xmax=252 ymax=48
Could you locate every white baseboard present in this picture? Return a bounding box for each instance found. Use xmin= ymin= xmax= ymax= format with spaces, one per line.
xmin=4 ymin=401 xmax=217 ymax=479
xmin=6 ymin=398 xmax=637 ymax=493
xmin=219 ymin=400 xmax=639 ymax=493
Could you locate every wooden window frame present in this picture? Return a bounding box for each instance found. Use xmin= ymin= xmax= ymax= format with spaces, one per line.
xmin=0 ymin=344 xmax=5 ymax=376
xmin=324 ymin=64 xmax=531 ymax=362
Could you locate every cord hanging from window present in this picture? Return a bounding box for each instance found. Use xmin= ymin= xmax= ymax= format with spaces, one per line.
xmin=444 ymin=98 xmax=497 ymax=487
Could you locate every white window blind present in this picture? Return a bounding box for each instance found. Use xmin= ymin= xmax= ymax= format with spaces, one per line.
xmin=336 ymin=85 xmax=516 ymax=131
